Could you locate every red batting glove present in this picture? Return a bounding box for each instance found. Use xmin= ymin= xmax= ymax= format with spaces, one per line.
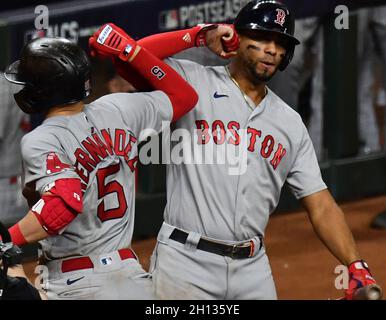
xmin=89 ymin=23 xmax=140 ymax=62
xmin=221 ymin=24 xmax=239 ymax=53
xmin=345 ymin=260 xmax=377 ymax=300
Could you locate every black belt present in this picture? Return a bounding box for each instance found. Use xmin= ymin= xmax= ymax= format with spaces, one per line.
xmin=169 ymin=228 xmax=263 ymax=259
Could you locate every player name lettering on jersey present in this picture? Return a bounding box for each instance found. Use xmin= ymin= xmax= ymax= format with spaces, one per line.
xmin=74 ymin=128 xmax=138 ymax=191
xmin=195 ymin=119 xmax=287 ymax=170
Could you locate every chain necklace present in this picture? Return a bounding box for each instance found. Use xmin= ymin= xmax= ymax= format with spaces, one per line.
xmin=225 ymin=65 xmax=268 ymax=112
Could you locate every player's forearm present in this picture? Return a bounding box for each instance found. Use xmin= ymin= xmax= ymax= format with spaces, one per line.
xmin=113 ymin=26 xmax=210 ymax=91
xmin=129 ymin=47 xmax=198 ymax=121
xmin=90 ymin=23 xmax=198 ymax=120
xmin=9 ymin=211 xmax=49 ymax=245
xmin=307 ymin=199 xmax=360 ymax=265
xmin=113 ymin=59 xmax=151 ymax=91
xmin=138 ymin=27 xmax=201 ymax=59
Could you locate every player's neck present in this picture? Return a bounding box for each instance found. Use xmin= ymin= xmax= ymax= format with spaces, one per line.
xmin=45 ymin=101 xmax=85 ymax=118
xmin=227 ymin=63 xmax=267 ymax=106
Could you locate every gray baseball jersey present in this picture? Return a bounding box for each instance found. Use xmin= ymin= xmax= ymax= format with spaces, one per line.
xmin=164 ymin=58 xmax=326 ymax=241
xmin=21 ymin=91 xmax=172 ymax=260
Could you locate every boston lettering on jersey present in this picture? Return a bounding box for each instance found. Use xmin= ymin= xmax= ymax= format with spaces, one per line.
xmin=74 ymin=128 xmax=138 ymax=192
xmin=195 ymin=120 xmax=287 ymax=170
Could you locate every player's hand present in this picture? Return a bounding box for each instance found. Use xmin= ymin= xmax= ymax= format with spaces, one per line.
xmin=205 ymin=24 xmax=239 ymax=59
xmin=345 ymin=260 xmax=378 ymax=300
xmin=89 ymin=23 xmax=140 ymax=62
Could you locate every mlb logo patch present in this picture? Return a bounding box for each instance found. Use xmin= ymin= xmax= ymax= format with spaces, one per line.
xmin=100 ymin=256 xmax=113 ymax=266
xmin=123 ymin=44 xmax=133 ymax=56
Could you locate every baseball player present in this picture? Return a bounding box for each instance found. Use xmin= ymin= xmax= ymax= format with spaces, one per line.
xmin=94 ymin=1 xmax=381 ymax=299
xmin=3 ymin=23 xmax=198 ymax=299
xmin=0 ymin=73 xmax=30 ymax=226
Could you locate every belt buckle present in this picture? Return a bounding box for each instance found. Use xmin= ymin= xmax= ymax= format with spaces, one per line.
xmin=230 ymin=244 xmax=238 ymax=259
xmin=230 ymin=241 xmax=254 ymax=259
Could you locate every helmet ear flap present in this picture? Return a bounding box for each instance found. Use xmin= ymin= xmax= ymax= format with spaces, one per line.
xmin=278 ymin=45 xmax=294 ymax=71
xmin=14 ymin=88 xmax=40 ymax=114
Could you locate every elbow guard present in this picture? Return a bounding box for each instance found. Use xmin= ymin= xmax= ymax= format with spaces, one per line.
xmin=31 ymin=179 xmax=83 ymax=235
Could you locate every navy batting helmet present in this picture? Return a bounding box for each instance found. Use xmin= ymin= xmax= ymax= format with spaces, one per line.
xmin=234 ymin=0 xmax=300 ymax=71
xmin=4 ymin=37 xmax=91 ymax=114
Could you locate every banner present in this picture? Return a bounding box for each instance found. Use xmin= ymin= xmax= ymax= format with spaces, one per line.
xmin=1 ymin=0 xmax=385 ymax=63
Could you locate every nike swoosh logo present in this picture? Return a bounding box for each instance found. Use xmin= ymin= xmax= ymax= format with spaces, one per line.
xmin=213 ymin=91 xmax=229 ymax=98
xmin=66 ymin=276 xmax=85 ymax=285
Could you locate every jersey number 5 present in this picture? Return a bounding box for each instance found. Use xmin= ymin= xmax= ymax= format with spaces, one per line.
xmin=96 ymin=164 xmax=128 ymax=222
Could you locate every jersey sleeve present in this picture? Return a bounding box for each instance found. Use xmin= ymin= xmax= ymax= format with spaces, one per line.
xmin=286 ymin=122 xmax=327 ymax=199
xmin=98 ymin=91 xmax=173 ymax=141
xmin=21 ymin=131 xmax=79 ymax=195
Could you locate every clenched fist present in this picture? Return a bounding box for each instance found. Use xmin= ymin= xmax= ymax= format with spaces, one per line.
xmin=205 ymin=24 xmax=239 ymax=59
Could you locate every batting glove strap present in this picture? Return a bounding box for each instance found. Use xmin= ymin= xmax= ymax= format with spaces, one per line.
xmin=221 ymin=24 xmax=239 ymax=53
xmin=194 ymin=24 xmax=218 ymax=47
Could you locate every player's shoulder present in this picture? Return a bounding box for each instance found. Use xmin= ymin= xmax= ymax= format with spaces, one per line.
xmin=166 ymin=57 xmax=204 ymax=75
xmin=168 ymin=57 xmax=222 ymax=74
xmin=92 ymin=91 xmax=166 ymax=109
xmin=166 ymin=57 xmax=201 ymax=67
xmin=167 ymin=57 xmax=222 ymax=71
xmin=87 ymin=93 xmax=120 ymax=109
xmin=21 ymin=124 xmax=60 ymax=155
xmin=267 ymin=87 xmax=303 ymax=123
xmin=202 ymin=63 xmax=229 ymax=79
xmin=21 ymin=123 xmax=55 ymax=142
xmin=86 ymin=93 xmax=130 ymax=115
xmin=167 ymin=57 xmax=227 ymax=82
